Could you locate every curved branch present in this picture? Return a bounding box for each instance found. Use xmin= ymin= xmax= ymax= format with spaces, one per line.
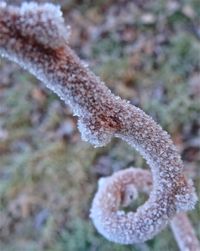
xmin=0 ymin=2 xmax=197 ymax=244
xmin=91 ymin=168 xmax=200 ymax=249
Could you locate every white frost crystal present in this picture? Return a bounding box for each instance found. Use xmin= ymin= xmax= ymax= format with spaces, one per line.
xmin=0 ymin=1 xmax=198 ymax=245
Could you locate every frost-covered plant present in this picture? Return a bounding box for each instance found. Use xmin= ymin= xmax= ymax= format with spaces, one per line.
xmin=92 ymin=168 xmax=200 ymax=250
xmin=0 ymin=1 xmax=198 ymax=247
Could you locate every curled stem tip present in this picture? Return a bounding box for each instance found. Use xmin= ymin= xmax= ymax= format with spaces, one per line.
xmin=0 ymin=2 xmax=198 ymax=245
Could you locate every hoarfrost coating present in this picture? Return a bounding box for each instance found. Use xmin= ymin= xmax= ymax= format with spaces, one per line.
xmin=91 ymin=168 xmax=200 ymax=249
xmin=0 ymin=2 xmax=198 ymax=244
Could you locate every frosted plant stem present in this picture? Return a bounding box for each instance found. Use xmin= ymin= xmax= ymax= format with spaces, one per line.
xmin=91 ymin=168 xmax=200 ymax=250
xmin=0 ymin=2 xmax=198 ymax=244
xmin=171 ymin=213 xmax=200 ymax=251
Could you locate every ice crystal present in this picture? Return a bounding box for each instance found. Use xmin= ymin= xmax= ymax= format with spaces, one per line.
xmin=0 ymin=2 xmax=198 ymax=245
xmin=91 ymin=168 xmax=199 ymax=245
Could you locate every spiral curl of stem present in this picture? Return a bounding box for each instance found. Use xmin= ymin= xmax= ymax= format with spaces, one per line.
xmin=0 ymin=2 xmax=198 ymax=244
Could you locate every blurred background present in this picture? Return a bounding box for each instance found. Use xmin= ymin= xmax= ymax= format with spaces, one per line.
xmin=0 ymin=0 xmax=200 ymax=250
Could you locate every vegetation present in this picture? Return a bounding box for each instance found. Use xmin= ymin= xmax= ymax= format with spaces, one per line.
xmin=0 ymin=0 xmax=200 ymax=250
